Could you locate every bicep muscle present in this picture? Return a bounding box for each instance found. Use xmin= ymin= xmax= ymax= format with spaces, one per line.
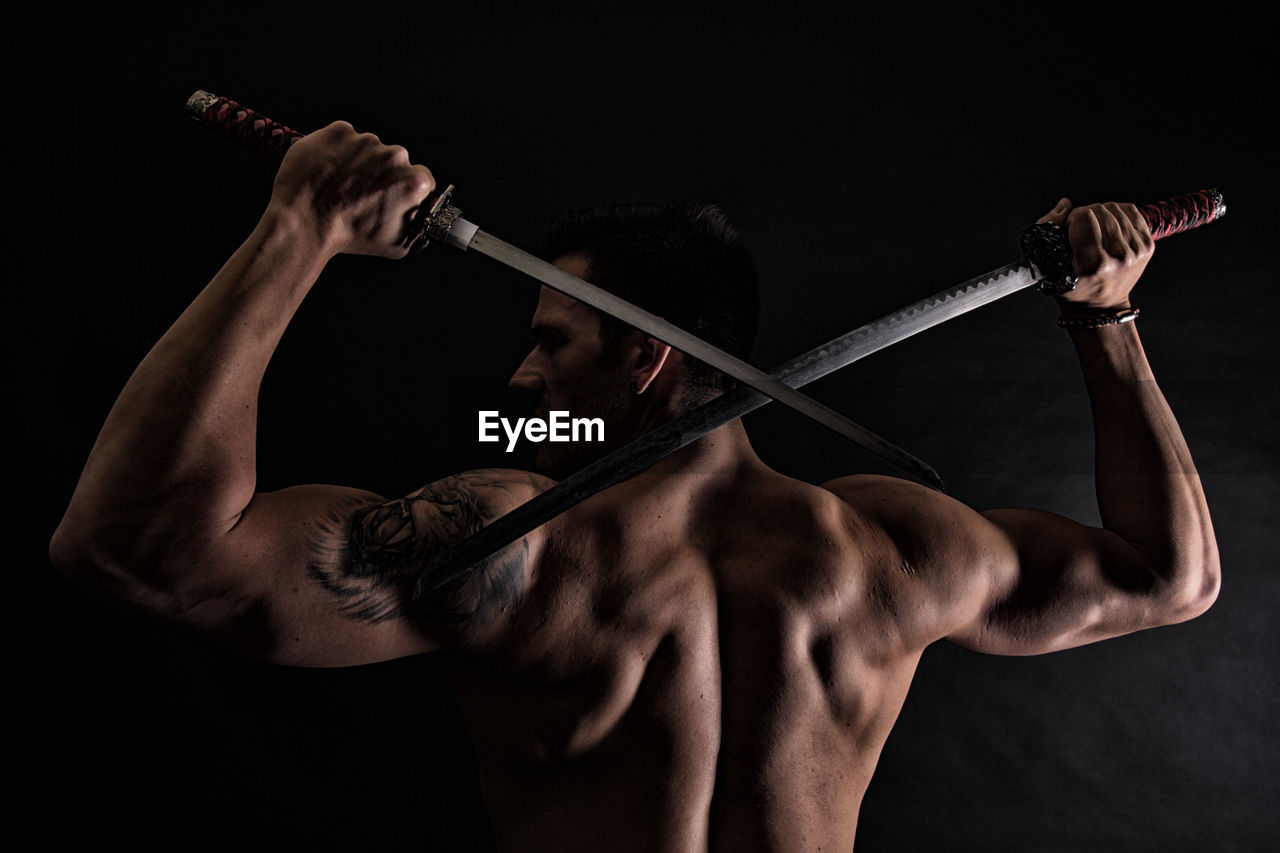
xmin=949 ymin=507 xmax=1166 ymax=655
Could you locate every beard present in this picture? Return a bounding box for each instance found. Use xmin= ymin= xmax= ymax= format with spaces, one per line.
xmin=531 ymin=366 xmax=635 ymax=481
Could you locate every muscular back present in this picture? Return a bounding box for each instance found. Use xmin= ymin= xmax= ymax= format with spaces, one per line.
xmin=439 ymin=462 xmax=940 ymax=852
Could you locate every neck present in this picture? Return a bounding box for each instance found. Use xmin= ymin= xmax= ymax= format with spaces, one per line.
xmin=646 ymin=416 xmax=762 ymax=480
xmin=618 ymin=374 xmax=765 ymax=482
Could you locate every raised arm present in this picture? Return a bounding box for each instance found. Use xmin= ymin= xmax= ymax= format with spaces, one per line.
xmin=50 ymin=122 xmax=548 ymax=665
xmin=830 ymin=199 xmax=1220 ymax=656
xmin=946 ymin=199 xmax=1221 ymax=654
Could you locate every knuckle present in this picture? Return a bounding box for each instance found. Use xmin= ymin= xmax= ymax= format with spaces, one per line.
xmin=408 ymin=167 xmax=436 ymax=196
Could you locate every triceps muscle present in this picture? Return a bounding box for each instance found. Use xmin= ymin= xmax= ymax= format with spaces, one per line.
xmin=307 ymin=472 xmax=535 ymax=627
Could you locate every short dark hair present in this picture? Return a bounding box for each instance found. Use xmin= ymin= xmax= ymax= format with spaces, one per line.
xmin=537 ymin=202 xmax=760 ymax=401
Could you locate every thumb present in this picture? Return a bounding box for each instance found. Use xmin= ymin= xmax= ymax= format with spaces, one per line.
xmin=1037 ymin=197 xmax=1072 ymax=226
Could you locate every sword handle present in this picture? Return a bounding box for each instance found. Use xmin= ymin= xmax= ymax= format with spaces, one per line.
xmin=1139 ymin=188 xmax=1226 ymax=240
xmin=184 ymin=90 xmax=303 ymax=160
xmin=184 ymin=89 xmax=462 ymax=251
xmin=1023 ymin=188 xmax=1227 ymax=295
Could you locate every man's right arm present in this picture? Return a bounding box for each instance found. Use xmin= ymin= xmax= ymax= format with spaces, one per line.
xmin=50 ymin=121 xmax=551 ymax=665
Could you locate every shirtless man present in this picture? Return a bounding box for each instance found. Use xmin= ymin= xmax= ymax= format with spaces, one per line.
xmin=50 ymin=122 xmax=1220 ymax=850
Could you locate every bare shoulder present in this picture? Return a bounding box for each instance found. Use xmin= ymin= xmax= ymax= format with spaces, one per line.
xmin=818 ymin=473 xmax=1010 ymax=644
xmin=820 ymin=473 xmax=983 ymax=541
xmin=820 ymin=472 xmax=938 ymax=505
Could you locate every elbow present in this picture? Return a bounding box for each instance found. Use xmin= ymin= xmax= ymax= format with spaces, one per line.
xmin=1159 ymin=536 xmax=1222 ymax=624
xmin=51 ymin=514 xmax=270 ymax=655
xmin=1182 ymin=553 xmax=1221 ymax=620
xmin=49 ymin=513 xmax=133 ymax=602
xmin=49 ymin=514 xmax=102 ymax=587
xmin=48 ymin=510 xmax=182 ymax=615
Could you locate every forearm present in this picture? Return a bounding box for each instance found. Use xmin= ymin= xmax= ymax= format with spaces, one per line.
xmin=54 ymin=205 xmax=331 ymax=581
xmin=1071 ymin=321 xmax=1220 ymax=609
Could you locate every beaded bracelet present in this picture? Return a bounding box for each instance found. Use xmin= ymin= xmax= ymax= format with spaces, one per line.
xmin=1056 ymin=307 xmax=1141 ymax=330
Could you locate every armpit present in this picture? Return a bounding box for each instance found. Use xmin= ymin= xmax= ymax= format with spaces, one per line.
xmin=307 ymin=470 xmax=546 ymax=627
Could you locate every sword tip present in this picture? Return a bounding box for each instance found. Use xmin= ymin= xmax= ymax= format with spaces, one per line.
xmin=919 ymin=468 xmax=947 ymax=494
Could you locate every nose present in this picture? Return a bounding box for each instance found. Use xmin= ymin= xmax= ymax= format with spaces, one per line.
xmin=508 ymin=350 xmax=543 ymax=399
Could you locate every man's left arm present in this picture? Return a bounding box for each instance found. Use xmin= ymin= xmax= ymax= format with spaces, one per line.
xmin=941 ymin=199 xmax=1220 ymax=654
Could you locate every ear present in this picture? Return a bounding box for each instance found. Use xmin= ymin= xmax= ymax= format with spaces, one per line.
xmin=626 ymin=332 xmax=673 ymax=395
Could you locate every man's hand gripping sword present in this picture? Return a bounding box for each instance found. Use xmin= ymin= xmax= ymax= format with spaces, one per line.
xmin=184 ymin=89 xmax=1226 ymax=600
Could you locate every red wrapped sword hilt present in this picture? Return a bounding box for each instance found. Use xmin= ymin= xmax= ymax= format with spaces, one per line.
xmin=1140 ymin=188 xmax=1226 ymax=241
xmin=185 ymin=90 xmax=303 ymax=161
xmin=1022 ymin=188 xmax=1226 ymax=295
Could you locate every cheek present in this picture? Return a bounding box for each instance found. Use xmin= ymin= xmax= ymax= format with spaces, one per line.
xmin=558 ymin=359 xmax=624 ymax=411
xmin=579 ymin=352 xmax=625 ymax=389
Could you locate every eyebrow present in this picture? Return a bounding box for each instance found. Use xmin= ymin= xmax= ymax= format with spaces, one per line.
xmin=529 ymin=321 xmax=568 ymax=338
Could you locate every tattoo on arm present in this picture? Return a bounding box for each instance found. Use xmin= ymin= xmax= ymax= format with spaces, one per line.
xmin=307 ymin=472 xmax=532 ymax=625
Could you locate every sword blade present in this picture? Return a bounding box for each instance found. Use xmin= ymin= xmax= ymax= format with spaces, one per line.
xmin=414 ymin=260 xmax=1041 ymax=597
xmin=781 ymin=261 xmax=1040 ymax=386
xmin=466 ymin=226 xmax=935 ymax=479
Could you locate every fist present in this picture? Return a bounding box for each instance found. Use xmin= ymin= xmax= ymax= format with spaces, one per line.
xmin=1037 ymin=198 xmax=1154 ymax=313
xmin=268 ymin=120 xmax=436 ymax=259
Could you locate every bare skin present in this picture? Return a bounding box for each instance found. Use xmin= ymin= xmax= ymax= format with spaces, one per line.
xmin=51 ymin=125 xmax=1220 ymax=851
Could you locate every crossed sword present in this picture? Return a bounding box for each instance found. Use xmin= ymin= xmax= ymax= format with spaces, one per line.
xmin=184 ymin=90 xmax=1227 ymax=596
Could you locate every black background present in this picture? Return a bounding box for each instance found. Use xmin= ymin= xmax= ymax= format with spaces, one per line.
xmin=11 ymin=6 xmax=1277 ymax=851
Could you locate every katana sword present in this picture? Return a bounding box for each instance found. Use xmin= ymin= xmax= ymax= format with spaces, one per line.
xmin=184 ymin=89 xmax=941 ymax=488
xmin=181 ymin=89 xmax=1226 ymax=599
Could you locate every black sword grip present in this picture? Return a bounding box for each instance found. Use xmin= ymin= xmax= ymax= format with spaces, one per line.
xmin=1021 ymin=189 xmax=1227 ymax=295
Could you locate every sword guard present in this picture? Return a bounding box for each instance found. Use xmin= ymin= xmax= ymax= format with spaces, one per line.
xmin=1020 ymin=222 xmax=1078 ymax=296
xmin=409 ymin=184 xmax=466 ymax=253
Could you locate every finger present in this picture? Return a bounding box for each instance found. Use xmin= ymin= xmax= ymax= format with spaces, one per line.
xmin=1100 ymin=202 xmax=1137 ymax=256
xmin=1066 ymin=206 xmax=1104 ymax=274
xmin=409 ymin=163 xmax=436 ymax=200
xmin=1068 ymin=206 xmax=1103 ymax=247
xmin=397 ymin=165 xmax=438 ymax=250
xmin=314 ymin=119 xmax=354 ymax=137
xmin=1097 ymin=204 xmax=1126 ymax=256
xmin=1036 ymin=197 xmax=1073 ymax=225
xmin=384 ymin=144 xmax=411 ymax=167
xmin=1114 ymin=202 xmax=1154 ymax=253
